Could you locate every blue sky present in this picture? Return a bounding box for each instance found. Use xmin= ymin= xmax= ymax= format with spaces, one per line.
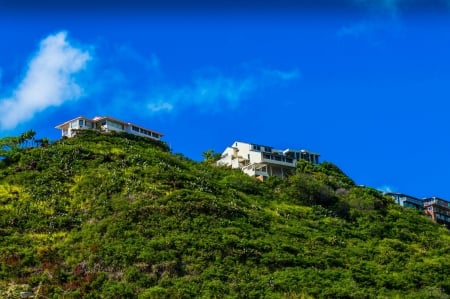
xmin=1 ymin=1 xmax=450 ymax=199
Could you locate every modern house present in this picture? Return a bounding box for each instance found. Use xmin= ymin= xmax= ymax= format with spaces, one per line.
xmin=217 ymin=141 xmax=320 ymax=180
xmin=385 ymin=192 xmax=450 ymax=226
xmin=55 ymin=116 xmax=163 ymax=140
xmin=385 ymin=192 xmax=424 ymax=211
xmin=423 ymin=197 xmax=450 ymax=226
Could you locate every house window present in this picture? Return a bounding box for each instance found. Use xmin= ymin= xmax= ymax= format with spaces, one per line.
xmin=79 ymin=120 xmax=84 ymax=126
xmin=252 ymin=145 xmax=261 ymax=151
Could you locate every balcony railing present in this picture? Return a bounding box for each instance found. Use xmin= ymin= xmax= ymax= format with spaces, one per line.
xmin=262 ymin=157 xmax=296 ymax=167
xmin=400 ymin=197 xmax=423 ymax=206
xmin=242 ymin=168 xmax=269 ymax=177
xmin=242 ymin=163 xmax=269 ymax=177
xmin=424 ymin=199 xmax=450 ymax=209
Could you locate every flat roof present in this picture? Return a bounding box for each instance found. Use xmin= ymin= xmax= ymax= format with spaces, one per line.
xmin=55 ymin=116 xmax=164 ymax=136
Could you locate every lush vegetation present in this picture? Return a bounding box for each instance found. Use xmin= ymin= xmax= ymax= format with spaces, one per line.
xmin=1 ymin=130 xmax=450 ymax=298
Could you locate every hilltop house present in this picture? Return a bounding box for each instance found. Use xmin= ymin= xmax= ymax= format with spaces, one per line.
xmin=217 ymin=141 xmax=320 ymax=180
xmin=385 ymin=192 xmax=450 ymax=226
xmin=423 ymin=197 xmax=450 ymax=226
xmin=55 ymin=116 xmax=163 ymax=140
xmin=385 ymin=192 xmax=424 ymax=211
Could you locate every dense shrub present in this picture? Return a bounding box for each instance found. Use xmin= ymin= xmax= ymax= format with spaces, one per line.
xmin=0 ymin=132 xmax=449 ymax=298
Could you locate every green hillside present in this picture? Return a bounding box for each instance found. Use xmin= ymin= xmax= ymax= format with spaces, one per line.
xmin=1 ymin=131 xmax=449 ymax=298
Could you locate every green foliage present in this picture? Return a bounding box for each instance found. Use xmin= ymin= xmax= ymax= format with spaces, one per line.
xmin=201 ymin=149 xmax=222 ymax=164
xmin=1 ymin=131 xmax=450 ymax=298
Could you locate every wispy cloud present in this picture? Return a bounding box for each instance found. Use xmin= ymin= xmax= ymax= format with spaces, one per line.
xmin=146 ymin=67 xmax=300 ymax=113
xmin=338 ymin=0 xmax=403 ymax=41
xmin=353 ymin=0 xmax=401 ymax=16
xmin=337 ymin=18 xmax=401 ymax=40
xmin=377 ymin=184 xmax=396 ymax=193
xmin=78 ymin=43 xmax=161 ymax=115
xmin=0 ymin=31 xmax=91 ymax=130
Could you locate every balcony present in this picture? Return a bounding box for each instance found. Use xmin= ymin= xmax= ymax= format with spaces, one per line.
xmin=262 ymin=155 xmax=296 ymax=167
xmin=424 ymin=198 xmax=450 ymax=209
xmin=242 ymin=163 xmax=269 ymax=178
xmin=399 ymin=197 xmax=423 ymax=206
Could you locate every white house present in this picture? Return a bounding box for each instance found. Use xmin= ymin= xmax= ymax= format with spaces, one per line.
xmin=217 ymin=141 xmax=320 ymax=180
xmin=55 ymin=116 xmax=163 ymax=140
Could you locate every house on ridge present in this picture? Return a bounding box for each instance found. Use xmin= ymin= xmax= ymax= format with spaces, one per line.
xmin=385 ymin=192 xmax=424 ymax=211
xmin=55 ymin=116 xmax=163 ymax=140
xmin=217 ymin=141 xmax=320 ymax=180
xmin=423 ymin=196 xmax=450 ymax=226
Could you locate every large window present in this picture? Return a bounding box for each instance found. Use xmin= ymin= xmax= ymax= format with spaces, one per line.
xmin=108 ymin=121 xmax=123 ymax=130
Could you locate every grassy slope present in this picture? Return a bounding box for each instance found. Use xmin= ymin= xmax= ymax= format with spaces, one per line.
xmin=1 ymin=131 xmax=450 ymax=298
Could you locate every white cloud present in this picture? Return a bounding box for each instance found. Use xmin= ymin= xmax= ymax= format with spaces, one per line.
xmin=377 ymin=184 xmax=396 ymax=193
xmin=147 ymin=67 xmax=299 ymax=114
xmin=148 ymin=101 xmax=174 ymax=112
xmin=0 ymin=31 xmax=91 ymax=130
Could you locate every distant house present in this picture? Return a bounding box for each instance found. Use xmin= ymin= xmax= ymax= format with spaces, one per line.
xmin=217 ymin=141 xmax=319 ymax=180
xmin=423 ymin=197 xmax=450 ymax=226
xmin=55 ymin=116 xmax=163 ymax=140
xmin=385 ymin=192 xmax=450 ymax=226
xmin=385 ymin=192 xmax=424 ymax=211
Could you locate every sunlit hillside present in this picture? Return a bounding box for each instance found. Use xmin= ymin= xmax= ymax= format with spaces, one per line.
xmin=1 ymin=131 xmax=450 ymax=298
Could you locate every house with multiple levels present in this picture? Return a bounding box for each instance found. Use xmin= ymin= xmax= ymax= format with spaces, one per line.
xmin=423 ymin=197 xmax=450 ymax=226
xmin=385 ymin=192 xmax=450 ymax=226
xmin=217 ymin=141 xmax=320 ymax=180
xmin=55 ymin=116 xmax=163 ymax=141
xmin=54 ymin=116 xmax=450 ymax=228
xmin=385 ymin=192 xmax=424 ymax=211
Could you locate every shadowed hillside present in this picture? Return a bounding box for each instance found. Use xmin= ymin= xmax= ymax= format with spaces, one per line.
xmin=1 ymin=131 xmax=450 ymax=298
